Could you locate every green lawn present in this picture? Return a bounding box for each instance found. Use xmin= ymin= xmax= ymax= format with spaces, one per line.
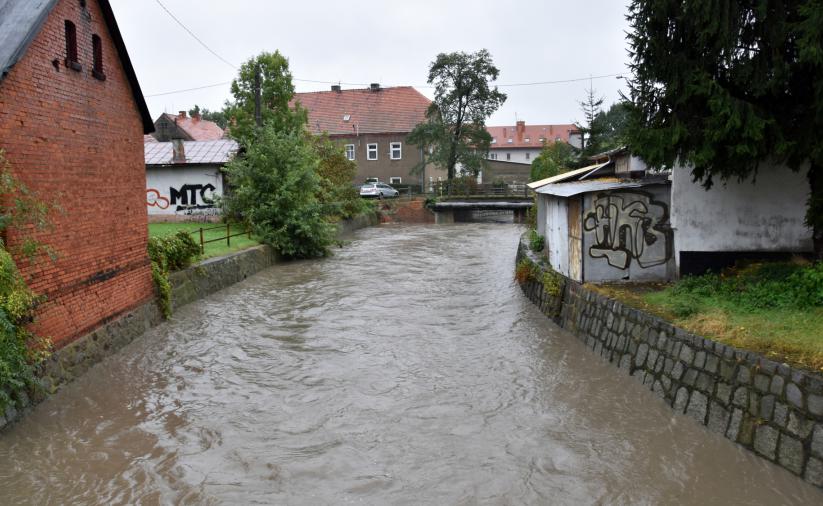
xmin=148 ymin=222 xmax=260 ymax=260
xmin=590 ymin=261 xmax=823 ymax=373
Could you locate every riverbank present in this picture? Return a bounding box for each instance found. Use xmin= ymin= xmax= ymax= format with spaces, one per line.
xmin=0 ymin=212 xmax=379 ymax=430
xmin=516 ymin=234 xmax=823 ymax=489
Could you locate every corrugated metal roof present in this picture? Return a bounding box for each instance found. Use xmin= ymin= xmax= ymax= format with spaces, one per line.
xmin=145 ymin=140 xmax=238 ymax=166
xmin=527 ymin=162 xmax=612 ymax=189
xmin=536 ymin=179 xmax=667 ymax=198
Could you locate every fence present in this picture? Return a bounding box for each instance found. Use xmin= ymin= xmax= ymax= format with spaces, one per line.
xmin=191 ymin=223 xmax=251 ymax=254
xmin=430 ymin=181 xmax=533 ymax=198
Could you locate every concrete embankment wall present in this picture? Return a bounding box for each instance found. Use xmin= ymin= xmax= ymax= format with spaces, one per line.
xmin=0 ymin=214 xmax=379 ymax=429
xmin=517 ymin=236 xmax=823 ymax=489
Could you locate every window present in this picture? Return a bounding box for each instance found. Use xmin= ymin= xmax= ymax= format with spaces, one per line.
xmin=491 ymin=138 xmax=496 ymax=144
xmin=390 ymin=142 xmax=402 ymax=160
xmin=92 ymin=34 xmax=105 ymax=81
xmin=64 ymin=20 xmax=80 ymax=71
xmin=506 ymin=153 xmax=511 ymax=161
xmin=489 ymin=153 xmax=498 ymax=160
xmin=525 ymin=137 xmax=530 ymax=143
xmin=390 ymin=177 xmax=402 ymax=184
xmin=526 ymin=152 xmax=530 ymax=160
xmin=507 ymin=138 xmax=513 ymax=144
xmin=367 ymin=143 xmax=378 ymax=160
xmin=345 ymin=144 xmax=355 ymax=161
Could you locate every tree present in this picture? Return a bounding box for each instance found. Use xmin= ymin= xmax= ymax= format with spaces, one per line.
xmin=222 ymin=125 xmax=334 ymax=259
xmin=530 ymin=141 xmax=578 ymax=182
xmin=408 ymin=50 xmax=507 ymax=179
xmin=188 ymin=104 xmax=228 ymax=129
xmin=224 ymin=51 xmax=307 ymax=142
xmin=576 ymin=85 xmax=605 ymax=157
xmin=312 ymin=135 xmax=366 ymax=220
xmin=593 ymin=101 xmax=632 ymax=152
xmin=626 ymin=0 xmax=823 ymax=256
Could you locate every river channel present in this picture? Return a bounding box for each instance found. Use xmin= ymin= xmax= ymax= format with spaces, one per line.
xmin=1 ymin=224 xmax=821 ymax=504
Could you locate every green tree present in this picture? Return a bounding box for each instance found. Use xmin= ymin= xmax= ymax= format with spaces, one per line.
xmin=312 ymin=136 xmax=366 ymax=220
xmin=224 ymin=51 xmax=307 ymax=142
xmin=188 ymin=104 xmax=229 ymax=129
xmin=626 ymin=0 xmax=823 ymax=256
xmin=223 ymin=125 xmax=334 ymax=259
xmin=408 ymin=50 xmax=507 ymax=179
xmin=576 ymin=85 xmax=605 ymax=157
xmin=530 ymin=141 xmax=578 ymax=182
xmin=592 ymin=101 xmax=631 ymax=152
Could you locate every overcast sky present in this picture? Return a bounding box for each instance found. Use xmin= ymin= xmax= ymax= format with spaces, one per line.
xmin=110 ymin=0 xmax=632 ymax=127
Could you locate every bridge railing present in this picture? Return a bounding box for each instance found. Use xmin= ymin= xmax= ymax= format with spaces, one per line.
xmin=431 ymin=181 xmax=533 ymax=198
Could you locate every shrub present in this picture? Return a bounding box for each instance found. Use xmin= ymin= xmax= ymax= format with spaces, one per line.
xmin=542 ymin=269 xmax=563 ymax=297
xmin=147 ymin=231 xmax=201 ymax=318
xmin=528 ymin=228 xmax=545 ymax=252
xmin=515 ymin=258 xmax=539 ymax=284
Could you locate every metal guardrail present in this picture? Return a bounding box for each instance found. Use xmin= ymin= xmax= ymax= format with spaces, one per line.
xmin=431 ymin=181 xmax=533 ymax=198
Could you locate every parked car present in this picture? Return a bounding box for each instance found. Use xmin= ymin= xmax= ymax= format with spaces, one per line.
xmin=360 ymin=182 xmax=400 ymax=198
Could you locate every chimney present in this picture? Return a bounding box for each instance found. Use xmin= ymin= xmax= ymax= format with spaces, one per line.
xmin=370 ymin=83 xmax=380 ymax=92
xmin=172 ymin=139 xmax=186 ymax=163
xmin=516 ymin=120 xmax=526 ymax=142
xmin=178 ymin=110 xmax=187 ymax=119
xmin=331 ymin=84 xmax=342 ymax=93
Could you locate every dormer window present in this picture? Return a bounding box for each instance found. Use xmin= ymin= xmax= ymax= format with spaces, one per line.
xmin=507 ymin=138 xmax=513 ymax=144
xmin=525 ymin=137 xmax=530 ymax=143
xmin=92 ymin=34 xmax=106 ymax=81
xmin=491 ymin=138 xmax=496 ymax=144
xmin=343 ymin=114 xmax=351 ymax=122
xmin=64 ymin=20 xmax=81 ymax=71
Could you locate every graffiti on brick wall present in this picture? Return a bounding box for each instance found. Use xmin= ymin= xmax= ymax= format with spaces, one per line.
xmin=146 ymin=184 xmax=218 ymax=215
xmin=583 ymin=190 xmax=672 ymax=270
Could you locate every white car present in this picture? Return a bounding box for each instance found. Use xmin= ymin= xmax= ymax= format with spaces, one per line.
xmin=360 ymin=183 xmax=399 ymax=198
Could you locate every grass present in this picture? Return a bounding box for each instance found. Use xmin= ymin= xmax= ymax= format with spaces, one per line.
xmin=589 ymin=261 xmax=823 ymax=373
xmin=148 ymin=222 xmax=260 ymax=260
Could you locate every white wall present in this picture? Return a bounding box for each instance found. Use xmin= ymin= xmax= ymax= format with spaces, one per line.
xmin=489 ymin=149 xmax=540 ymax=164
xmin=671 ymin=163 xmax=812 ymax=264
xmin=146 ymin=166 xmax=223 ymax=217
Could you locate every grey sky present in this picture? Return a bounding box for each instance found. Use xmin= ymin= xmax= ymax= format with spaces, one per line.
xmin=110 ymin=0 xmax=632 ymax=127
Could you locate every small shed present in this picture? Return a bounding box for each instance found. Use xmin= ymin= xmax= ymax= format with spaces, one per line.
xmin=534 ymin=171 xmax=675 ymax=283
xmin=145 ymin=139 xmax=238 ymax=221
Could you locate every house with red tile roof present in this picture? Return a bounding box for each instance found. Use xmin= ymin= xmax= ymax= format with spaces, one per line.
xmin=486 ymin=121 xmax=582 ymax=165
xmin=151 ymin=110 xmax=225 ymax=142
xmin=293 ymin=84 xmax=446 ymax=190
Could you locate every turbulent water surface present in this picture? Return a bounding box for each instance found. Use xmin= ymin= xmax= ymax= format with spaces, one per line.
xmin=0 ymin=224 xmax=821 ymax=504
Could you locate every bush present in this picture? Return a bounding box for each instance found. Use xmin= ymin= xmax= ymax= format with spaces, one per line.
xmin=515 ymin=258 xmax=540 ymax=284
xmin=528 ymin=229 xmax=545 ymax=252
xmin=147 ymin=231 xmax=200 ymax=318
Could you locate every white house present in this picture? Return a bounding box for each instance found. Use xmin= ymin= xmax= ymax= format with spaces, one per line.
xmin=487 ymin=121 xmax=582 ymax=165
xmin=145 ymin=139 xmax=238 ymax=221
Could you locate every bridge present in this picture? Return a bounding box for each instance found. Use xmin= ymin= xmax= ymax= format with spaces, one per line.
xmin=429 ymin=182 xmax=534 ymax=224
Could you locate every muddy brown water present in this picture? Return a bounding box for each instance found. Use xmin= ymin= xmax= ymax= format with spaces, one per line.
xmin=1 ymin=224 xmax=821 ymax=505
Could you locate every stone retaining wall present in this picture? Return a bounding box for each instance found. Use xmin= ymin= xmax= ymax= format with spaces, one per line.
xmin=1 ymin=215 xmax=378 ymax=430
xmin=517 ymin=235 xmax=823 ymax=489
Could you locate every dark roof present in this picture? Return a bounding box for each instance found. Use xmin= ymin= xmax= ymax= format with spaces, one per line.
xmin=0 ymin=0 xmax=154 ymax=134
xmin=292 ymin=86 xmax=430 ymax=136
xmin=157 ymin=113 xmax=225 ymax=141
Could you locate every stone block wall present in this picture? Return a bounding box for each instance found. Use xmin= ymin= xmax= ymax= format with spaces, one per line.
xmin=517 ymin=236 xmax=823 ymax=489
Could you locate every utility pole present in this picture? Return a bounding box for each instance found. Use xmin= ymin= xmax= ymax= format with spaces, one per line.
xmin=254 ymin=64 xmax=262 ymax=128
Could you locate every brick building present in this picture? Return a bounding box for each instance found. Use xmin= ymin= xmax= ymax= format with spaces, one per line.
xmin=0 ymin=0 xmax=155 ymax=347
xmin=151 ymin=110 xmax=225 ymax=142
xmin=294 ymin=85 xmax=446 ymax=190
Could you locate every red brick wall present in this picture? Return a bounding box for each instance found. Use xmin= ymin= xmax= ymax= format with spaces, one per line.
xmin=0 ymin=0 xmax=154 ymax=347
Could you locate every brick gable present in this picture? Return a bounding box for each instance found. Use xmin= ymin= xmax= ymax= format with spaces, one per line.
xmin=0 ymin=0 xmax=154 ymax=347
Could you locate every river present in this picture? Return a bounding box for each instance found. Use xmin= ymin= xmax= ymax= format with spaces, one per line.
xmin=0 ymin=224 xmax=820 ymax=504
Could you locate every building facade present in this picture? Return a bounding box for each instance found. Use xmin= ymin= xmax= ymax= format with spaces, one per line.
xmin=487 ymin=121 xmax=582 ymax=165
xmin=0 ymin=0 xmax=155 ymax=347
xmin=145 ymin=139 xmax=237 ymax=222
xmin=294 ymin=85 xmax=445 ymax=190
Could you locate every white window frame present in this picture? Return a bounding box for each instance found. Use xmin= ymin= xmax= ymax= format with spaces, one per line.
xmin=390 ymin=176 xmax=402 ymax=184
xmin=345 ymin=144 xmax=355 ymax=161
xmin=367 ymin=143 xmax=378 ymax=160
xmin=390 ymin=142 xmax=402 ymax=160
xmin=506 ymin=153 xmax=511 ymax=161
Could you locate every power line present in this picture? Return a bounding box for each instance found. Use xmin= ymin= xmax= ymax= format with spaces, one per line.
xmin=153 ymin=0 xmax=237 ymax=70
xmin=144 ymin=73 xmax=626 ymax=99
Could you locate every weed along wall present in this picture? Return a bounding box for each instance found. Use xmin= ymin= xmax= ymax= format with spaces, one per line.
xmin=516 ymin=235 xmax=823 ymax=489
